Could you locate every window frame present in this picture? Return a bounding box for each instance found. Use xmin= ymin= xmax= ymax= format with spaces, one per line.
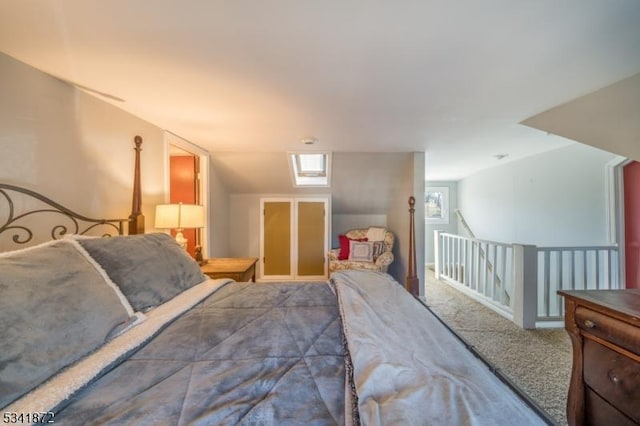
xmin=288 ymin=152 xmax=332 ymax=187
xmin=425 ymin=186 xmax=450 ymax=224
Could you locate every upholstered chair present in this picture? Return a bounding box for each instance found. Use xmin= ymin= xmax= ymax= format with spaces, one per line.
xmin=327 ymin=228 xmax=394 ymax=274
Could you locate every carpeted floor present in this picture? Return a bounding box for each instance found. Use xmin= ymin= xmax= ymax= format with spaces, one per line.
xmin=423 ymin=268 xmax=572 ymax=426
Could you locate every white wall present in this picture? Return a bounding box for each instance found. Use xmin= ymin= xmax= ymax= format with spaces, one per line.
xmin=425 ymin=181 xmax=458 ymax=264
xmin=0 ymin=53 xmax=166 ymax=246
xmin=228 ymin=194 xmax=262 ymax=261
xmin=209 ymin=158 xmax=230 ymax=257
xmin=457 ymin=143 xmax=617 ymax=247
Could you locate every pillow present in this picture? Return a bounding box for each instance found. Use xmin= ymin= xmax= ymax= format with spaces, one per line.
xmin=348 ymin=240 xmax=374 ymax=262
xmin=366 ymin=227 xmax=387 ymax=242
xmin=372 ymin=241 xmax=385 ymax=260
xmin=0 ymin=240 xmax=135 ymax=408
xmin=338 ymin=235 xmax=367 ymax=260
xmin=74 ymin=233 xmax=207 ymax=312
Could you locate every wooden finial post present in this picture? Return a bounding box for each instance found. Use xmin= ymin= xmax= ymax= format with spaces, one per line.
xmin=406 ymin=196 xmax=419 ymax=295
xmin=128 ymin=135 xmax=145 ymax=235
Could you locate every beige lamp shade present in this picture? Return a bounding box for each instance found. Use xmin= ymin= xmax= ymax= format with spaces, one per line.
xmin=155 ymin=203 xmax=205 ymax=229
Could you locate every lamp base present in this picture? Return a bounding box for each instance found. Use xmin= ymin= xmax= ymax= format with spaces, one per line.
xmin=175 ymin=230 xmax=188 ymax=250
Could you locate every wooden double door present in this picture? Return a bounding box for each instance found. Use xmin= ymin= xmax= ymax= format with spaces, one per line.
xmin=260 ymin=197 xmax=329 ymax=280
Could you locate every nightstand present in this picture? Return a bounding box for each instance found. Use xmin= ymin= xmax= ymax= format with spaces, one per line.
xmin=200 ymin=257 xmax=258 ymax=282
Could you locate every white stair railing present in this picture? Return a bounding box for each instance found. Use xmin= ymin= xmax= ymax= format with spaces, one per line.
xmin=454 ymin=210 xmax=509 ymax=304
xmin=434 ymin=231 xmax=619 ymax=329
xmin=435 ymin=232 xmax=514 ymax=320
xmin=536 ymin=246 xmax=620 ymax=323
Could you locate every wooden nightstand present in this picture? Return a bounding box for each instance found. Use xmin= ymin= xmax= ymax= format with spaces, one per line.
xmin=200 ymin=257 xmax=258 ymax=282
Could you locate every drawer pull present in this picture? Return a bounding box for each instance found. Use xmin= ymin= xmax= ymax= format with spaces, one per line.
xmin=608 ymin=371 xmax=620 ymax=385
xmin=583 ymin=319 xmax=595 ymax=328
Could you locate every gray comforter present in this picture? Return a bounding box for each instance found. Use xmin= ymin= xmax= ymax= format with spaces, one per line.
xmin=55 ymin=282 xmax=346 ymax=425
xmin=49 ymin=272 xmax=546 ymax=426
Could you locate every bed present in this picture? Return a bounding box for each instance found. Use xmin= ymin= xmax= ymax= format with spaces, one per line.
xmin=1 ymin=137 xmax=549 ymax=425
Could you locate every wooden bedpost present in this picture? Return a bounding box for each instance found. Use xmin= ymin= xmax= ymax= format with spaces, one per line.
xmin=406 ymin=196 xmax=420 ymax=296
xmin=128 ymin=136 xmax=145 ymax=235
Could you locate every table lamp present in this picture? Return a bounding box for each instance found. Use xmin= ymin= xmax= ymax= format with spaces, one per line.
xmin=154 ymin=203 xmax=205 ymax=250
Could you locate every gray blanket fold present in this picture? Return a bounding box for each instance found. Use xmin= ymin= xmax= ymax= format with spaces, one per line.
xmin=331 ymin=270 xmax=546 ymax=426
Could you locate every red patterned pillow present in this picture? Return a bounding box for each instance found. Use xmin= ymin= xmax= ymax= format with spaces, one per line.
xmin=338 ymin=235 xmax=368 ymax=260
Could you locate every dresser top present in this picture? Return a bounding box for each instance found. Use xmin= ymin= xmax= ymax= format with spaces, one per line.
xmin=559 ymin=289 xmax=640 ymax=320
xmin=201 ymin=257 xmax=258 ymax=273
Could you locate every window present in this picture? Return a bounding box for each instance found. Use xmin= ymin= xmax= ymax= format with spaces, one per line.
xmin=289 ymin=152 xmax=331 ymax=187
xmin=426 ymin=187 xmax=449 ymax=224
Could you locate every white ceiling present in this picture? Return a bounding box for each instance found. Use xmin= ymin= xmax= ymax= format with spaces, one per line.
xmin=1 ymin=1 xmax=639 ymax=180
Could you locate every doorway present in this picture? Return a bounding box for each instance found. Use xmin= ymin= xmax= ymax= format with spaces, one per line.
xmin=623 ymin=161 xmax=640 ymax=289
xmin=169 ymin=147 xmax=200 ymax=257
xmin=164 ymin=132 xmax=210 ymax=258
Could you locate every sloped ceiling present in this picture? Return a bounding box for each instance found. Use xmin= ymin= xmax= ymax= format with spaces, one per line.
xmin=1 ymin=1 xmax=639 ymax=180
xmin=522 ymin=73 xmax=640 ymax=161
xmin=211 ymin=152 xmax=412 ymax=214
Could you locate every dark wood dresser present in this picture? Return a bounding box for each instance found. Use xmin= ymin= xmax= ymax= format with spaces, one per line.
xmin=558 ymin=290 xmax=640 ymax=426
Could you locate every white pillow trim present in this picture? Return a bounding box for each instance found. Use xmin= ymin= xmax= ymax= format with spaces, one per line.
xmin=6 ymin=277 xmax=233 ymax=416
xmin=66 ymin=238 xmax=136 ymax=317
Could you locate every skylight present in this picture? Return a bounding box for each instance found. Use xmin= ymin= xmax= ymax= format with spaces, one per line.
xmin=289 ymin=152 xmax=331 ymax=187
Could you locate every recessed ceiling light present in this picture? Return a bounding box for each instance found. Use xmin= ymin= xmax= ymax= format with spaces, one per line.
xmin=301 ymin=137 xmax=318 ymax=145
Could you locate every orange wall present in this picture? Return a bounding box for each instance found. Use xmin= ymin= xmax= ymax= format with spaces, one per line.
xmin=170 ymin=156 xmax=198 ymax=256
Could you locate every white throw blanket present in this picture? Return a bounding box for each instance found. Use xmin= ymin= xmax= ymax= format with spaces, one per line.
xmin=366 ymin=227 xmax=387 ymax=241
xmin=331 ymin=270 xmax=546 ymax=426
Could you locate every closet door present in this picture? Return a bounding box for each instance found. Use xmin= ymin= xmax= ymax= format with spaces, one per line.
xmin=297 ymin=200 xmax=327 ymax=278
xmin=260 ymin=197 xmax=330 ymax=280
xmin=262 ymin=200 xmax=293 ymax=278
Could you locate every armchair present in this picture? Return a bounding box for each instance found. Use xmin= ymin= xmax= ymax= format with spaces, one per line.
xmin=328 ymin=228 xmax=394 ymax=274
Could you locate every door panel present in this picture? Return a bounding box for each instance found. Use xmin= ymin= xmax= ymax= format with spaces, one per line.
xmin=297 ymin=201 xmax=325 ymax=276
xmin=264 ymin=202 xmax=291 ymax=276
xmin=624 ymin=161 xmax=640 ymax=289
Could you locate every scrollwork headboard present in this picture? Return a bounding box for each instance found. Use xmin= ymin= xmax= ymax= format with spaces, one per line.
xmin=0 ymin=136 xmax=145 ymax=249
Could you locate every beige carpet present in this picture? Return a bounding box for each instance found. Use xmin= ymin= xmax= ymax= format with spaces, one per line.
xmin=423 ymin=268 xmax=572 ymax=426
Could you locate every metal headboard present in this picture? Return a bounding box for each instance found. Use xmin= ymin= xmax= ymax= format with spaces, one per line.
xmin=1 ymin=136 xmax=144 ymax=248
xmin=0 ymin=184 xmax=130 ymax=246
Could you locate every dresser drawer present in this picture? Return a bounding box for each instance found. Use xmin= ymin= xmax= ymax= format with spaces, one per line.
xmin=583 ymin=339 xmax=640 ymax=423
xmin=584 ymin=387 xmax=637 ymax=426
xmin=575 ymin=306 xmax=640 ymax=356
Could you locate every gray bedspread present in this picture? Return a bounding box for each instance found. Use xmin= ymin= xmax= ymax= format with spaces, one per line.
xmin=55 ymin=282 xmax=346 ymax=425
xmin=48 ymin=272 xmax=546 ymax=426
